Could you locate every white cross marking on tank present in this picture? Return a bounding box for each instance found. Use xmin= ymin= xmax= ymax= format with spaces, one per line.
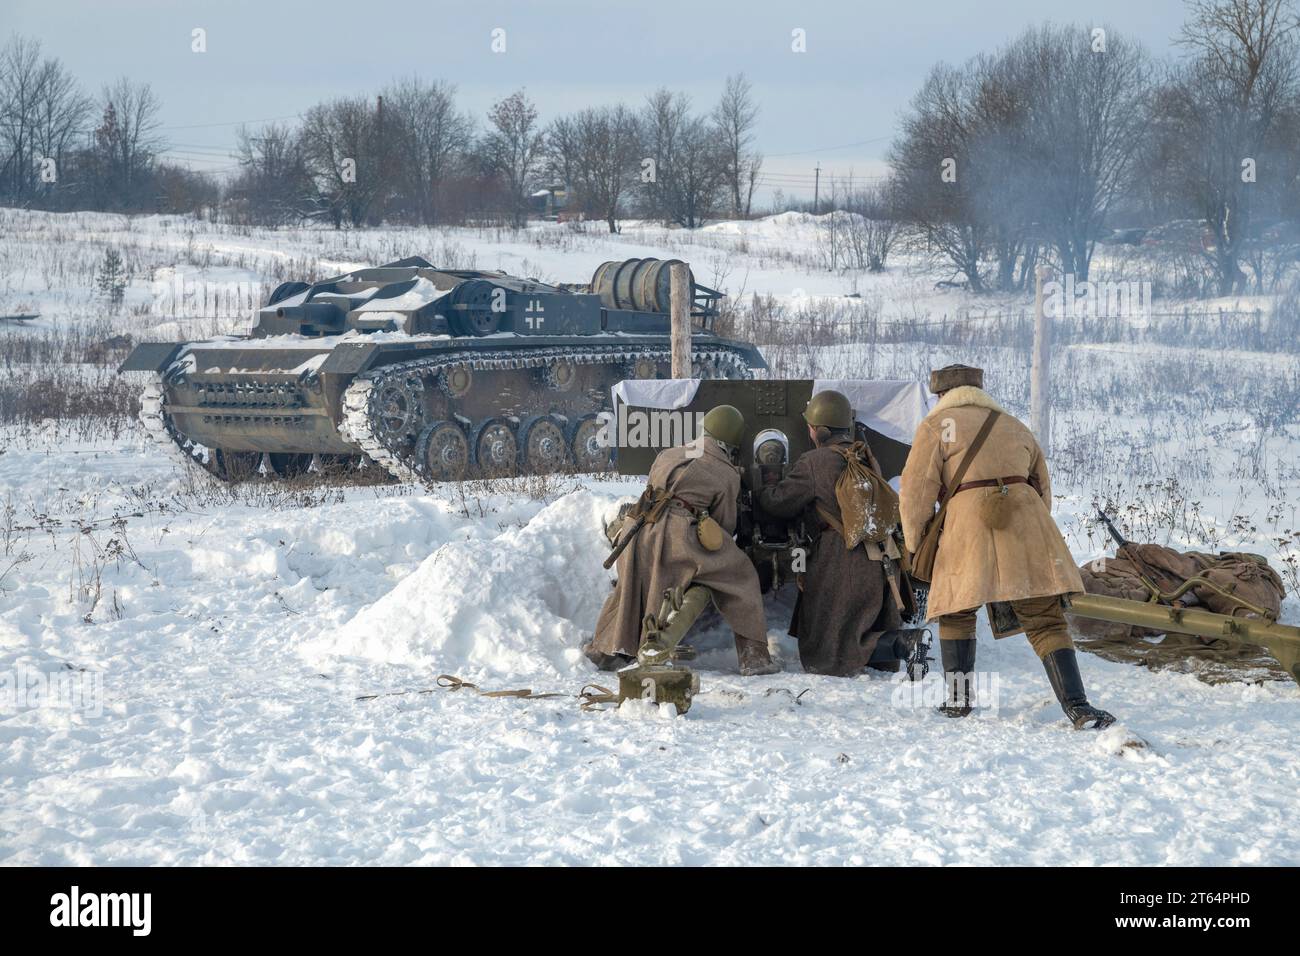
xmin=525 ymin=299 xmax=545 ymax=329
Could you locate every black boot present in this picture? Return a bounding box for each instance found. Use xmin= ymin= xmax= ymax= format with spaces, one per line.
xmin=582 ymin=640 xmax=632 ymax=672
xmin=867 ymin=628 xmax=932 ymax=679
xmin=938 ymin=638 xmax=977 ymax=717
xmin=1042 ymin=648 xmax=1116 ymax=730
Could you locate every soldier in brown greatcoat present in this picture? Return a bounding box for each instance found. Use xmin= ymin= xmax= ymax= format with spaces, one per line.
xmin=584 ymin=405 xmax=777 ymax=676
xmin=755 ymin=389 xmax=921 ymax=676
xmin=899 ymin=364 xmax=1115 ymax=728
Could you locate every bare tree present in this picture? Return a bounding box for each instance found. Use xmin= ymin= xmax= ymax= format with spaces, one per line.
xmin=384 ymin=77 xmax=473 ymax=225
xmin=547 ymin=104 xmax=641 ymax=232
xmin=892 ymin=24 xmax=1151 ymax=291
xmin=0 ymin=36 xmax=91 ymax=205
xmin=230 ymin=122 xmax=310 ymax=225
xmin=639 ymin=89 xmax=724 ymax=228
xmin=639 ymin=88 xmax=688 ymax=223
xmin=484 ymin=90 xmax=544 ymax=228
xmin=712 ymin=73 xmax=763 ymax=218
xmin=91 ymin=77 xmax=163 ymax=210
xmin=1011 ymin=24 xmax=1152 ymax=281
xmin=299 ymin=97 xmax=381 ymax=228
xmin=890 ymin=62 xmax=1000 ymax=291
xmin=1159 ymin=0 xmax=1300 ymax=293
xmin=841 ymin=179 xmax=902 ymax=272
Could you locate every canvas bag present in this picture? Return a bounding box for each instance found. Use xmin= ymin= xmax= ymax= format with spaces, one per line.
xmin=815 ymin=441 xmax=901 ymax=550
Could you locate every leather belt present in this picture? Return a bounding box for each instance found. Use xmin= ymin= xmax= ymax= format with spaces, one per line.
xmin=669 ymin=496 xmax=701 ymax=515
xmin=954 ymin=476 xmax=1030 ymax=494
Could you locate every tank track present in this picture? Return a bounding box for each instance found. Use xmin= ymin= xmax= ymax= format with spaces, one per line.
xmin=339 ymin=343 xmax=754 ymax=481
xmin=138 ymin=374 xmax=218 ymax=475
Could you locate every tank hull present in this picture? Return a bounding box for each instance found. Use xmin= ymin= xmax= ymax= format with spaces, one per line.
xmin=124 ymin=333 xmax=765 ymax=478
xmin=119 ymin=257 xmax=765 ymax=480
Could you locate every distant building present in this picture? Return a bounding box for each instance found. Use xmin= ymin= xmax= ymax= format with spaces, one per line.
xmin=529 ymin=185 xmax=570 ymax=221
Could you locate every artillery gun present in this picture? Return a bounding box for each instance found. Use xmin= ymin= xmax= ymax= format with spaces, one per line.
xmin=606 ymin=377 xmax=935 ymax=702
xmin=607 ymin=378 xmax=1300 ymax=689
xmin=119 ymin=257 xmax=764 ymax=482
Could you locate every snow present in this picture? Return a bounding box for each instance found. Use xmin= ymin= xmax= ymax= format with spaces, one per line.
xmin=353 ymin=276 xmax=449 ymax=313
xmin=1 ymin=207 xmax=1298 ymax=866
xmin=0 ymin=430 xmax=1297 ymax=866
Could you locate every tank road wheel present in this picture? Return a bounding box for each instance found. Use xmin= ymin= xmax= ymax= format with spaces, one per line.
xmin=440 ymin=365 xmax=473 ymax=399
xmin=213 ymin=450 xmax=263 ymax=482
xmin=569 ymin=414 xmax=612 ymax=473
xmin=543 ymin=360 xmax=578 ymax=392
xmin=415 ymin=421 xmax=469 ymax=482
xmin=372 ymin=376 xmax=424 ymax=441
xmin=267 ymin=452 xmax=312 ymax=478
xmin=693 ymin=357 xmax=730 ymax=379
xmin=472 ymin=418 xmax=519 ymax=476
xmin=630 ymin=357 xmax=659 ymax=380
xmin=519 ymin=415 xmax=568 ymax=474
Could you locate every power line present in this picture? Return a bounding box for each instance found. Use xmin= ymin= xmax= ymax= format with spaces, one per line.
xmin=763 ymin=135 xmax=893 ymax=159
xmin=157 ymin=113 xmax=302 ymax=131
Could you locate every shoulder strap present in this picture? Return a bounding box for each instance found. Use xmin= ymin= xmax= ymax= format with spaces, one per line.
xmin=814 ymin=442 xmax=863 ymax=537
xmin=945 ymin=410 xmax=1000 ymax=500
xmin=913 ymin=409 xmax=1001 ymax=552
xmin=815 ymin=503 xmax=844 ymax=535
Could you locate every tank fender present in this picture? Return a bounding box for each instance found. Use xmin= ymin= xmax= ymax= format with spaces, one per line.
xmin=718 ymin=339 xmax=768 ymax=370
xmin=118 ymin=342 xmax=184 ymax=374
xmin=317 ymin=341 xmax=384 ymax=376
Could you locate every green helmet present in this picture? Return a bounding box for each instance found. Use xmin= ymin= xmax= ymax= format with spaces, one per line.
xmin=701 ymin=404 xmax=745 ymax=448
xmin=803 ymin=390 xmax=853 ymax=429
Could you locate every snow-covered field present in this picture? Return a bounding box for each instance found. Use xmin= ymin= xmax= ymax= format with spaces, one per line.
xmin=2 ymin=210 xmax=1298 ymax=865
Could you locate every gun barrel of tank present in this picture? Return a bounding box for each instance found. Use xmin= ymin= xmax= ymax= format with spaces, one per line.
xmin=274 ymin=301 xmax=344 ymax=328
xmin=1064 ymin=593 xmax=1300 ymax=685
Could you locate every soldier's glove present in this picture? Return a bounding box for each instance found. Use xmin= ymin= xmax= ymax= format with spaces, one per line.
xmin=760 ymin=464 xmax=782 ymax=486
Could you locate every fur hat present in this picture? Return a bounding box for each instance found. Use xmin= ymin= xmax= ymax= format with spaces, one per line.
xmin=929 ymin=364 xmax=983 ymax=394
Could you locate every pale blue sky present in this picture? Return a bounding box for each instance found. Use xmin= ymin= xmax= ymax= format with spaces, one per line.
xmin=7 ymin=0 xmax=1192 ymax=200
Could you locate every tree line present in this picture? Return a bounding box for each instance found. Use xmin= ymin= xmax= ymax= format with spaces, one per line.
xmin=0 ymin=37 xmax=762 ymax=233
xmin=3 ymin=1 xmax=1299 ymax=297
xmin=888 ymin=0 xmax=1300 ymax=295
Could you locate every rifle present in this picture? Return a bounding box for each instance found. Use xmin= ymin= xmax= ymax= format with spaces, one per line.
xmin=603 ymin=511 xmax=648 ymax=569
xmin=1095 ymin=508 xmax=1196 ymax=605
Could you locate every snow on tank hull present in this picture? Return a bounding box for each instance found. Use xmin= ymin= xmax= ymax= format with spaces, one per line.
xmin=120 ymin=257 xmax=766 ymax=481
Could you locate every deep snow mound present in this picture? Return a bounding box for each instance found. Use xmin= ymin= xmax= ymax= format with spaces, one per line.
xmin=302 ymin=490 xmax=621 ymax=680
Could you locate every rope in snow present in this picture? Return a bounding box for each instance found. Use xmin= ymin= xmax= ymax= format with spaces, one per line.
xmin=353 ymin=676 xmax=627 ymax=711
xmin=355 ymin=674 xmax=567 ymax=703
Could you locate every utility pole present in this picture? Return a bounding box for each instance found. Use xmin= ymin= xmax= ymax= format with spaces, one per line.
xmin=813 ymin=163 xmax=820 ymax=215
xmin=375 ymin=95 xmax=386 ymax=221
xmin=1031 ymin=264 xmax=1053 ymax=452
